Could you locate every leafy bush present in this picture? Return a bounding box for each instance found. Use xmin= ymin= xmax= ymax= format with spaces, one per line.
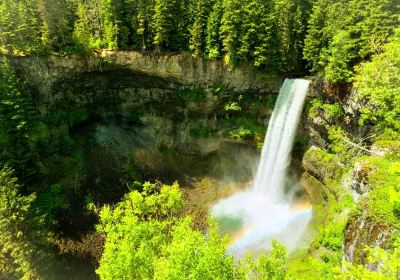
xmin=33 ymin=184 xmax=69 ymax=227
xmin=357 ymin=156 xmax=400 ymax=227
xmin=97 ymin=181 xmax=289 ymax=280
xmin=354 ymin=31 xmax=400 ymax=130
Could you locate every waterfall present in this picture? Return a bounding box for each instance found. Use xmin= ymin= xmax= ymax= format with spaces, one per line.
xmin=212 ymin=78 xmax=312 ymax=256
xmin=253 ymin=79 xmax=310 ymax=201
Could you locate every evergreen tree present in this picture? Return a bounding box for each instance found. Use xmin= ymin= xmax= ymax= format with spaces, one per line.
xmin=131 ymin=0 xmax=156 ymax=51
xmin=100 ymin=0 xmax=119 ymax=50
xmin=275 ymin=0 xmax=310 ymax=71
xmin=205 ymin=0 xmax=223 ymax=59
xmin=220 ymin=0 xmax=243 ymax=65
xmin=240 ymin=0 xmax=280 ymax=69
xmin=0 ymin=167 xmax=52 ymax=279
xmin=303 ymin=0 xmax=332 ymax=73
xmin=37 ymin=0 xmax=72 ymax=51
xmin=189 ymin=0 xmax=215 ymax=57
xmin=73 ymin=2 xmax=93 ymax=51
xmin=153 ymin=0 xmax=189 ymax=51
xmin=304 ymin=0 xmax=400 ymax=82
xmin=0 ymin=0 xmax=42 ymax=53
xmin=354 ymin=30 xmax=400 ymax=130
xmin=0 ymin=58 xmax=40 ymax=181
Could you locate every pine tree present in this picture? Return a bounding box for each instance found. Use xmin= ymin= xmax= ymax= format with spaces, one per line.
xmin=37 ymin=0 xmax=72 ymax=52
xmin=0 ymin=58 xmax=40 ymax=181
xmin=304 ymin=0 xmax=399 ymax=82
xmin=132 ymin=0 xmax=156 ymax=51
xmin=100 ymin=0 xmax=119 ymax=50
xmin=73 ymin=2 xmax=93 ymax=51
xmin=205 ymin=0 xmax=223 ymax=59
xmin=220 ymin=0 xmax=243 ymax=65
xmin=153 ymin=0 xmax=190 ymax=52
xmin=0 ymin=167 xmax=52 ymax=279
xmin=153 ymin=0 xmax=169 ymax=51
xmin=189 ymin=0 xmax=214 ymax=57
xmin=275 ymin=0 xmax=310 ymax=71
xmin=0 ymin=0 xmax=42 ymax=53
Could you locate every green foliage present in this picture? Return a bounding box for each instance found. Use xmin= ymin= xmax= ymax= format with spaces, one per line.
xmin=97 ymin=181 xmax=290 ymax=279
xmin=100 ymin=0 xmax=119 ymax=50
xmin=224 ymin=116 xmax=266 ymax=147
xmin=357 ymin=156 xmax=400 ymax=227
xmin=374 ymin=129 xmax=400 ymax=157
xmin=0 ymin=0 xmax=311 ymax=73
xmin=308 ymin=98 xmax=342 ymax=120
xmin=236 ymin=241 xmax=288 ymax=280
xmin=0 ymin=0 xmax=43 ymax=53
xmin=224 ymin=101 xmax=241 ymax=112
xmin=189 ymin=0 xmax=215 ymax=56
xmin=33 ymin=184 xmax=69 ymax=227
xmin=327 ymin=126 xmax=351 ymax=161
xmin=96 ymin=181 xmax=236 ymax=279
xmin=288 ymin=254 xmax=338 ymax=280
xmin=96 ymin=182 xmax=181 ymax=279
xmin=354 ymin=31 xmax=400 ymax=130
xmin=154 ymin=219 xmax=236 ymax=279
xmin=206 ymin=0 xmax=223 ymax=59
xmin=0 ymin=58 xmax=42 ymax=181
xmin=229 ymin=128 xmax=252 ymax=140
xmin=303 ymin=147 xmax=345 ymax=182
xmin=319 ymin=214 xmax=348 ymax=251
xmin=337 ymin=239 xmax=400 ymax=279
xmin=153 ymin=0 xmax=189 ymax=51
xmin=274 ymin=0 xmax=310 ymax=72
xmin=0 ymin=167 xmax=51 ymax=279
xmin=304 ymin=0 xmax=400 ymax=83
xmin=312 ymin=188 xmax=353 ymax=253
xmin=221 ymin=0 xmax=280 ymax=69
xmin=72 ymin=2 xmax=93 ymax=52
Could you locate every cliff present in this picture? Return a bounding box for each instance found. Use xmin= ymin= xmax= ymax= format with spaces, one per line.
xmin=5 ymin=50 xmax=281 ymax=97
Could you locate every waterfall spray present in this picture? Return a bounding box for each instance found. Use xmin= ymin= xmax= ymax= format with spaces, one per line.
xmin=212 ymin=78 xmax=312 ymax=256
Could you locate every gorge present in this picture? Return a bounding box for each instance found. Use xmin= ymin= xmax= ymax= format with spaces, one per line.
xmin=1 ymin=0 xmax=399 ymax=278
xmin=2 ymin=51 xmax=399 ymax=279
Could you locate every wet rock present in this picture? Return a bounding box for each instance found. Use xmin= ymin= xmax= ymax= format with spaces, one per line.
xmin=349 ymin=161 xmax=371 ymax=201
xmin=343 ymin=211 xmax=392 ymax=266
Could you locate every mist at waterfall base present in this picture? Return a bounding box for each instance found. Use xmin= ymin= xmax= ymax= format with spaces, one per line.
xmin=211 ymin=79 xmax=312 ymax=257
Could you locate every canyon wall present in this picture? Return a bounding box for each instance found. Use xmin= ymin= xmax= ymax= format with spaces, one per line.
xmin=5 ymin=50 xmax=281 ymax=101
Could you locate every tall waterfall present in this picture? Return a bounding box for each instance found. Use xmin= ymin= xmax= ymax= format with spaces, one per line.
xmin=253 ymin=79 xmax=310 ymax=201
xmin=212 ymin=78 xmax=312 ymax=256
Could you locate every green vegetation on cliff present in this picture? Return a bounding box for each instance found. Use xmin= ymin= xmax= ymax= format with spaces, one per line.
xmin=293 ymin=31 xmax=400 ymax=277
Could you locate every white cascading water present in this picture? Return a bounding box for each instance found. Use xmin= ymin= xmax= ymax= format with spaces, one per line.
xmin=212 ymin=79 xmax=312 ymax=257
xmin=253 ymin=79 xmax=311 ymax=201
